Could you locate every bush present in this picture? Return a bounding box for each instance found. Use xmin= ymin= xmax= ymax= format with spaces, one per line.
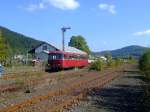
xmin=105 ymin=54 xmax=123 ymax=68
xmin=128 ymin=55 xmax=137 ymax=64
xmin=139 ymin=51 xmax=150 ymax=111
xmin=107 ymin=60 xmax=115 ymax=67
xmin=139 ymin=51 xmax=150 ymax=77
xmin=89 ymin=59 xmax=104 ymax=71
xmin=115 ymin=58 xmax=123 ymax=67
xmin=105 ymin=53 xmax=113 ymax=67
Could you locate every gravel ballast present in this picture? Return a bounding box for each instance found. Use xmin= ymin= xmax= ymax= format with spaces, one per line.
xmin=69 ymin=68 xmax=145 ymax=112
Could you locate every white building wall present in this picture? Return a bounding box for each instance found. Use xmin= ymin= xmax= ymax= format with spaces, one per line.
xmin=36 ymin=52 xmax=48 ymax=61
xmin=35 ymin=43 xmax=56 ymax=53
xmin=33 ymin=43 xmax=57 ymax=61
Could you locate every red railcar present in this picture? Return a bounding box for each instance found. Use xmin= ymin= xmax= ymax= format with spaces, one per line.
xmin=46 ymin=51 xmax=88 ymax=70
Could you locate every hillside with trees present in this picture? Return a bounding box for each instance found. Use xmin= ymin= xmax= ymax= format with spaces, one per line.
xmin=93 ymin=45 xmax=149 ymax=58
xmin=0 ymin=30 xmax=10 ymax=64
xmin=68 ymin=35 xmax=90 ymax=54
xmin=0 ymin=26 xmax=43 ymax=55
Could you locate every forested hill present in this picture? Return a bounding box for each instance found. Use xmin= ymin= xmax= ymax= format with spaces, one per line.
xmin=93 ymin=45 xmax=150 ymax=58
xmin=0 ymin=26 xmax=43 ymax=54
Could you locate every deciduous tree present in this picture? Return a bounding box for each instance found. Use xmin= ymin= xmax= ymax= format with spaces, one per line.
xmin=68 ymin=35 xmax=90 ymax=54
xmin=0 ymin=30 xmax=9 ymax=64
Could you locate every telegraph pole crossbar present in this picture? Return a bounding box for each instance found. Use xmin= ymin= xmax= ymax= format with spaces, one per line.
xmin=61 ymin=27 xmax=71 ymax=51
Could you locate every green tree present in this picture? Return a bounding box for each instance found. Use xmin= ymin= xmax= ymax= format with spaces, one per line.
xmin=105 ymin=52 xmax=112 ymax=61
xmin=115 ymin=58 xmax=123 ymax=67
xmin=128 ymin=55 xmax=136 ymax=64
xmin=68 ymin=35 xmax=90 ymax=54
xmin=139 ymin=51 xmax=150 ymax=77
xmin=0 ymin=26 xmax=43 ymax=55
xmin=104 ymin=52 xmax=113 ymax=66
xmin=128 ymin=55 xmax=134 ymax=60
xmin=0 ymin=30 xmax=9 ymax=65
xmin=139 ymin=51 xmax=150 ymax=111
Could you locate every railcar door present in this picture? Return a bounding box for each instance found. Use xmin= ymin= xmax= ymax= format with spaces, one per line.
xmin=48 ymin=53 xmax=63 ymax=70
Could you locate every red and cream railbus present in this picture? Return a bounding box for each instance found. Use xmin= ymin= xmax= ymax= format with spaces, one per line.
xmin=46 ymin=51 xmax=88 ymax=70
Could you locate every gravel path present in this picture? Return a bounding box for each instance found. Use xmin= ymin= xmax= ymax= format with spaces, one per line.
xmin=70 ymin=67 xmax=145 ymax=112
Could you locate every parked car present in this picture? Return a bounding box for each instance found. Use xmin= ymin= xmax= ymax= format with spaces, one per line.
xmin=0 ymin=64 xmax=4 ymax=76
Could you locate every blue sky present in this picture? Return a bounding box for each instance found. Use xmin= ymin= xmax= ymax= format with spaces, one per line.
xmin=0 ymin=0 xmax=150 ymax=51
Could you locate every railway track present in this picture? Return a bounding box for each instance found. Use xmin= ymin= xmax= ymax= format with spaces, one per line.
xmin=48 ymin=73 xmax=120 ymax=112
xmin=0 ymin=70 xmax=43 ymax=80
xmin=0 ymin=69 xmax=87 ymax=93
xmin=0 ymin=66 xmax=124 ymax=112
xmin=0 ymin=68 xmax=87 ymax=81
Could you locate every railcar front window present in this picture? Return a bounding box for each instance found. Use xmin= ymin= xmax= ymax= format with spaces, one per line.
xmin=49 ymin=54 xmax=63 ymax=60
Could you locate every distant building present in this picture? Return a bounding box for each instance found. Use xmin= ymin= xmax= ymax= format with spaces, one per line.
xmin=88 ymin=55 xmax=107 ymax=63
xmin=14 ymin=55 xmax=25 ymax=60
xmin=28 ymin=42 xmax=87 ymax=61
xmin=99 ymin=56 xmax=107 ymax=61
xmin=28 ymin=43 xmax=59 ymax=61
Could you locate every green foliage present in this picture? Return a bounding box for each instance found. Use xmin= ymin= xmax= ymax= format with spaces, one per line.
xmin=139 ymin=51 xmax=150 ymax=78
xmin=105 ymin=53 xmax=124 ymax=68
xmin=89 ymin=59 xmax=104 ymax=71
xmin=68 ymin=35 xmax=90 ymax=54
xmin=0 ymin=30 xmax=10 ymax=64
xmin=139 ymin=51 xmax=150 ymax=111
xmin=15 ymin=78 xmax=25 ymax=86
xmin=114 ymin=58 xmax=124 ymax=67
xmin=0 ymin=26 xmax=43 ymax=55
xmin=94 ymin=45 xmax=149 ymax=59
xmin=108 ymin=60 xmax=117 ymax=68
xmin=104 ymin=52 xmax=112 ymax=60
xmin=105 ymin=52 xmax=114 ymax=67
xmin=128 ymin=55 xmax=133 ymax=60
xmin=127 ymin=55 xmax=137 ymax=64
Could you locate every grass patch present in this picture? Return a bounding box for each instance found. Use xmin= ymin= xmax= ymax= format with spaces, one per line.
xmin=15 ymin=77 xmax=24 ymax=85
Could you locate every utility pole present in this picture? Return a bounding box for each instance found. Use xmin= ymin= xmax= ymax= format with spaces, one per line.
xmin=61 ymin=27 xmax=71 ymax=51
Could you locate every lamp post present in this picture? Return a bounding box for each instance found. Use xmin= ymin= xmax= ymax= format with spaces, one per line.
xmin=61 ymin=27 xmax=71 ymax=51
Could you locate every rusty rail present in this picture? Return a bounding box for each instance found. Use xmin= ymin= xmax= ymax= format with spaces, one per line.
xmin=0 ymin=70 xmax=117 ymax=112
xmin=0 ymin=64 xmax=131 ymax=112
xmin=0 ymin=69 xmax=87 ymax=93
xmin=48 ymin=72 xmax=120 ymax=112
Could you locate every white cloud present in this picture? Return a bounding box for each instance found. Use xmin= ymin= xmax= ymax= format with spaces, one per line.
xmin=24 ymin=0 xmax=79 ymax=12
xmin=133 ymin=29 xmax=150 ymax=36
xmin=24 ymin=3 xmax=46 ymax=12
xmin=25 ymin=4 xmax=39 ymax=12
xmin=99 ymin=3 xmax=116 ymax=14
xmin=39 ymin=3 xmax=45 ymax=9
xmin=47 ymin=0 xmax=79 ymax=10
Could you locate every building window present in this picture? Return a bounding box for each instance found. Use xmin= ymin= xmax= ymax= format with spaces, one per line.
xmin=43 ymin=45 xmax=47 ymax=50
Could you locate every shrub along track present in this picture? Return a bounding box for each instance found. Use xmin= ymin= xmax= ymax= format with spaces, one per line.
xmin=0 ymin=65 xmax=133 ymax=112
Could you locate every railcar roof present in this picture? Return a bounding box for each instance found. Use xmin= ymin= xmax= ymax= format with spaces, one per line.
xmin=28 ymin=42 xmax=87 ymax=55
xmin=50 ymin=46 xmax=87 ymax=55
xmin=49 ymin=50 xmax=87 ymax=55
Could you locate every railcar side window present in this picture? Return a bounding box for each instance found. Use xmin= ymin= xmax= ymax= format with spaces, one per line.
xmin=48 ymin=54 xmax=63 ymax=60
xmin=64 ymin=54 xmax=69 ymax=59
xmin=63 ymin=54 xmax=88 ymax=60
